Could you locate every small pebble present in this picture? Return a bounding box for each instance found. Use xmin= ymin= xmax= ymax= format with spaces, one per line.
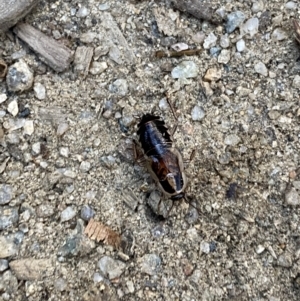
xmin=236 ymin=39 xmax=246 ymax=52
xmin=218 ymin=49 xmax=231 ymax=64
xmin=292 ymin=75 xmax=300 ymax=89
xmin=76 ymin=6 xmax=89 ymax=18
xmin=159 ymin=98 xmax=169 ymax=111
xmin=140 ymin=254 xmax=161 ymax=276
xmin=33 ymin=83 xmax=46 ymax=100
xmin=57 ymin=123 xmax=69 ymax=136
xmin=204 ymin=68 xmax=222 ymax=82
xmin=80 ymin=32 xmax=97 ymax=43
xmin=59 ymin=147 xmax=69 ymax=158
xmin=54 ymin=278 xmax=67 ymax=291
xmin=224 ymin=134 xmax=241 ymax=146
xmin=200 ymin=241 xmax=210 ymax=254
xmin=0 ymin=207 xmax=19 ymax=230
xmin=109 ymin=79 xmax=128 ymax=96
xmin=23 ymin=120 xmax=34 ymax=135
xmin=36 ymin=204 xmax=55 ymax=218
xmin=256 ymin=245 xmax=265 ymax=254
xmin=98 ymin=256 xmax=126 ymax=279
xmin=64 ymin=170 xmax=76 ymax=178
xmin=277 ymin=253 xmax=292 ymax=268
xmin=80 ymin=161 xmax=91 ymax=172
xmin=99 ymin=3 xmax=110 ymax=10
xmin=93 ymin=272 xmax=104 ymax=283
xmin=7 ymin=100 xmax=18 ymax=116
xmin=0 ymin=94 xmax=7 ymax=104
xmin=271 ymin=28 xmax=288 ymax=41
xmin=126 ymin=280 xmax=135 ymax=293
xmin=285 ymin=188 xmax=300 ymax=206
xmin=254 ymin=61 xmax=268 ymax=76
xmin=171 ymin=61 xmax=198 ymax=79
xmin=240 ymin=18 xmax=259 ymax=37
xmin=61 ymin=206 xmax=76 ymax=222
xmin=80 ymin=205 xmax=95 ymax=221
xmin=192 ymin=31 xmax=205 ymax=44
xmin=285 ymin=1 xmax=297 ymax=9
xmin=203 ymin=33 xmax=217 ymax=49
xmin=89 ymin=62 xmax=108 ymax=75
xmin=0 ymin=184 xmax=13 ymax=205
xmin=6 ymin=60 xmax=34 ymax=92
xmin=220 ymin=34 xmax=230 ymax=48
xmin=0 ymin=259 xmax=9 ymax=271
xmin=251 ymin=0 xmax=264 ymax=13
xmin=32 ymin=142 xmax=41 ymax=155
xmin=191 ymin=105 xmax=205 ymax=121
xmin=171 ymin=42 xmax=188 ymax=52
xmin=226 ymin=11 xmax=245 ymax=33
xmin=0 ymin=236 xmax=19 ymax=258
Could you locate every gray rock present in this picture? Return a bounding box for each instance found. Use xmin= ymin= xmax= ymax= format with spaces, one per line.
xmin=6 ymin=60 xmax=34 ymax=92
xmin=220 ymin=34 xmax=230 ymax=48
xmin=0 ymin=259 xmax=9 ymax=271
xmin=140 ymin=253 xmax=161 ymax=275
xmin=171 ymin=61 xmax=198 ymax=79
xmin=54 ymin=278 xmax=67 ymax=291
xmin=109 ymin=79 xmax=128 ymax=96
xmin=7 ymin=100 xmax=18 ymax=116
xmin=0 ymin=270 xmax=18 ymax=295
xmin=89 ymin=61 xmax=108 ymax=75
xmin=236 ymin=39 xmax=246 ymax=52
xmin=0 ymin=207 xmax=19 ymax=230
xmin=252 ymin=0 xmax=264 ymax=12
xmin=191 ymin=105 xmax=205 ymax=121
xmin=0 ymin=184 xmax=13 ymax=205
xmin=61 ymin=206 xmax=76 ymax=222
xmin=98 ymin=256 xmax=126 ymax=279
xmin=293 ymin=75 xmax=300 ymax=88
xmin=0 ymin=236 xmax=19 ymax=258
xmin=80 ymin=205 xmax=95 ymax=221
xmin=226 ymin=11 xmax=245 ymax=33
xmin=285 ymin=188 xmax=300 ymax=206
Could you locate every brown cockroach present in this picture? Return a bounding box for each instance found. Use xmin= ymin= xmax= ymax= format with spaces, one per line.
xmin=136 ymin=114 xmax=188 ymax=203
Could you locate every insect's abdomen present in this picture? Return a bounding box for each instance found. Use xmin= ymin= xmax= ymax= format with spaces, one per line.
xmin=137 ymin=114 xmax=172 ymax=156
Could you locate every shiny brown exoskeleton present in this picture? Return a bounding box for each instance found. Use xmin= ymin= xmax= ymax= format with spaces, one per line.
xmin=137 ymin=114 xmax=187 ymax=201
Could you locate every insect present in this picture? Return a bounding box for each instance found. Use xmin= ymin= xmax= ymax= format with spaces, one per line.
xmin=136 ymin=113 xmax=187 ymax=203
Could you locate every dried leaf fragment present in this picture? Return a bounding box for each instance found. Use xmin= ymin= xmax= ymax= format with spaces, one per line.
xmin=85 ymin=219 xmax=121 ymax=249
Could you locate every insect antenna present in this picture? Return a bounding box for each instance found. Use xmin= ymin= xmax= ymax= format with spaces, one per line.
xmin=183 ymin=195 xmax=202 ymax=217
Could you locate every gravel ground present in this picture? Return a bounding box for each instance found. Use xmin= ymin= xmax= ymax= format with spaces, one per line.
xmin=0 ymin=0 xmax=300 ymax=300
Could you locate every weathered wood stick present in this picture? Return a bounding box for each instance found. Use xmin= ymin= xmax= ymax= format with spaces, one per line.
xmin=155 ymin=49 xmax=202 ymax=58
xmin=171 ymin=0 xmax=223 ymax=24
xmin=13 ymin=23 xmax=73 ymax=73
xmin=0 ymin=0 xmax=40 ymax=33
xmin=74 ymin=46 xmax=93 ymax=78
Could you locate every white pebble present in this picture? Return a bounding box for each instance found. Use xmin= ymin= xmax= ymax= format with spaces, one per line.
xmin=89 ymin=62 xmax=108 ymax=75
xmin=271 ymin=28 xmax=288 ymax=41
xmin=191 ymin=105 xmax=205 ymax=121
xmin=33 ymin=83 xmax=46 ymax=100
xmin=0 ymin=94 xmax=7 ymax=104
xmin=61 ymin=206 xmax=76 ymax=222
xmin=254 ymin=61 xmax=268 ymax=76
xmin=171 ymin=42 xmax=189 ymax=52
xmin=23 ymin=120 xmax=34 ymax=135
xmin=159 ymin=98 xmax=169 ymax=111
xmin=59 ymin=147 xmax=69 ymax=158
xmin=203 ymin=32 xmax=217 ymax=49
xmin=236 ymin=39 xmax=246 ymax=52
xmin=218 ymin=49 xmax=231 ymax=64
xmin=285 ymin=1 xmax=297 ymax=9
xmin=32 ymin=142 xmax=41 ymax=155
xmin=220 ymin=34 xmax=230 ymax=48
xmin=292 ymin=75 xmax=300 ymax=88
xmin=240 ymin=18 xmax=259 ymax=37
xmin=80 ymin=161 xmax=91 ymax=172
xmin=224 ymin=134 xmax=241 ymax=146
xmin=57 ymin=123 xmax=69 ymax=136
xmin=7 ymin=100 xmax=18 ymax=116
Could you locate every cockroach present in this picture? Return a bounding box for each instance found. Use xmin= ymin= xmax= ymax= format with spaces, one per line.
xmin=136 ymin=114 xmax=187 ymax=203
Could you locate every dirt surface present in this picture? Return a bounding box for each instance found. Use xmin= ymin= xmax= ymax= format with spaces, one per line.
xmin=0 ymin=0 xmax=300 ymax=300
